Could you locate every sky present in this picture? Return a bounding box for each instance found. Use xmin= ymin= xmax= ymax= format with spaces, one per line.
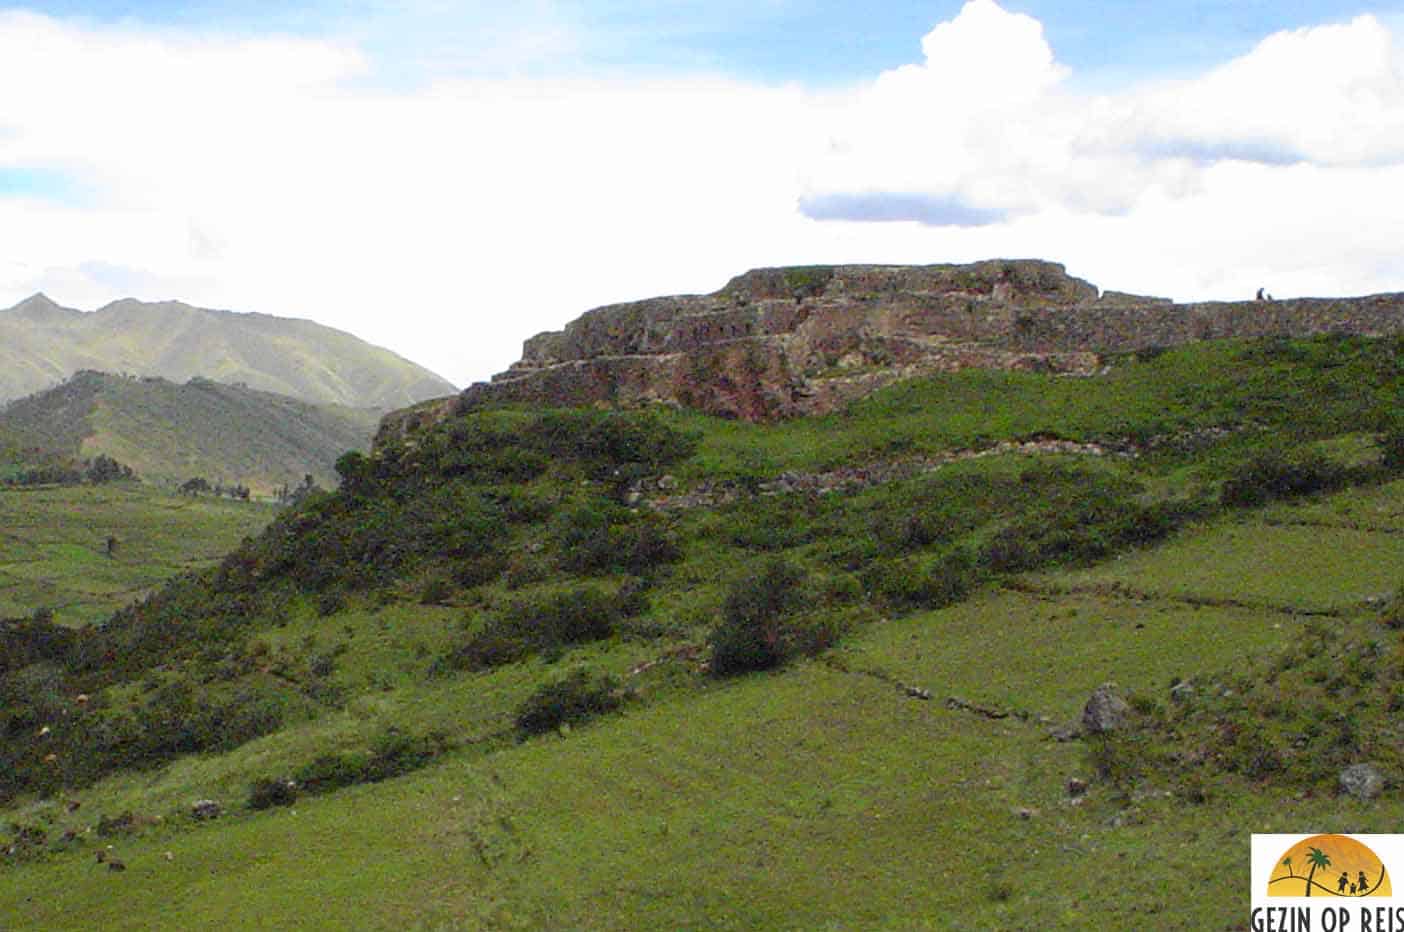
xmin=2 ymin=1 xmax=1404 ymax=387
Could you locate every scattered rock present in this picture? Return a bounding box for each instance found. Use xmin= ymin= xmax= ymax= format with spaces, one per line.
xmin=1081 ymin=683 xmax=1130 ymax=735
xmin=1017 ymin=807 xmax=1037 ymax=820
xmin=946 ymin=695 xmax=1010 ymax=719
xmin=904 ymin=685 xmax=932 ymax=700
xmin=107 ymin=860 xmax=126 ymax=872
xmin=191 ymin=799 xmax=222 ymax=821
xmin=1169 ymin=681 xmax=1195 ymax=703
xmin=163 ymin=851 xmax=174 ymax=862
xmin=1048 ymin=723 xmax=1081 ymax=742
xmin=1067 ymin=777 xmax=1089 ymax=797
xmin=1340 ymin=764 xmax=1385 ymax=800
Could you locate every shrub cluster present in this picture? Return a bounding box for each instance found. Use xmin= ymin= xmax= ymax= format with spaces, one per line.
xmin=862 ymin=549 xmax=981 ymax=612
xmin=1219 ymin=450 xmax=1350 ymax=508
xmin=437 ymin=586 xmax=637 ymax=673
xmin=291 ymin=728 xmax=452 ymax=796
xmin=552 ymin=503 xmax=681 ymax=575
xmin=708 ymin=559 xmax=841 ymax=676
xmin=0 ymin=666 xmax=303 ymax=803
xmin=4 ymin=454 xmax=134 ymax=488
xmin=982 ymin=498 xmax=1197 ymax=573
xmin=1381 ymin=428 xmax=1404 ymax=472
xmin=247 ymin=777 xmax=298 ymax=810
xmin=514 ymin=669 xmax=625 ymax=736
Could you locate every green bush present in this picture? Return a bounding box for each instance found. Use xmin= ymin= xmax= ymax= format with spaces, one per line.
xmin=293 ymin=751 xmax=373 ymax=794
xmin=1220 ymin=450 xmax=1350 ymax=508
xmin=553 ymin=503 xmax=682 ymax=576
xmin=864 ymin=549 xmax=981 ymax=612
xmin=247 ymin=777 xmax=298 ymax=810
xmin=439 ymin=586 xmax=629 ymax=672
xmin=709 ymin=559 xmax=833 ymax=676
xmin=526 ymin=410 xmax=698 ymax=477
xmin=514 ymin=669 xmax=625 ymax=736
xmin=294 ymin=728 xmax=451 ymax=794
xmin=1381 ymin=429 xmax=1404 ymax=471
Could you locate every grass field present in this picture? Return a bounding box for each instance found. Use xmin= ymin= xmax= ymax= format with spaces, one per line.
xmin=0 ymin=483 xmax=278 ymax=626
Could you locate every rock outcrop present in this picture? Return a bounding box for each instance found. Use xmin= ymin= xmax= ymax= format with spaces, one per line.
xmin=383 ymin=259 xmax=1404 ymax=437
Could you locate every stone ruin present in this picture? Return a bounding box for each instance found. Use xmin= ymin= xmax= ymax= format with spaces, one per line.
xmin=378 ymin=258 xmax=1404 ymax=440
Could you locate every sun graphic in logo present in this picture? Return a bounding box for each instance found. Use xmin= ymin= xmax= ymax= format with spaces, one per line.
xmin=1268 ymin=835 xmax=1391 ymax=897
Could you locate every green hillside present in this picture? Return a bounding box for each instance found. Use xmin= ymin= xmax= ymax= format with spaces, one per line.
xmin=0 ymin=371 xmax=382 ymax=495
xmin=1 ymin=333 xmax=1401 ymax=929
xmin=0 ymin=293 xmax=457 ymax=409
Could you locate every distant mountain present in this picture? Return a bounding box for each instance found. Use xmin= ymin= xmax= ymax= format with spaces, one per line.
xmin=0 ymin=371 xmax=381 ymax=494
xmin=0 ymin=294 xmax=457 ymax=409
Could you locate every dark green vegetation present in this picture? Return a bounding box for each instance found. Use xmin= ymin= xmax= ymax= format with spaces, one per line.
xmin=0 ymin=293 xmax=456 ymax=409
xmin=0 ymin=371 xmax=381 ymax=494
xmin=1 ymin=333 xmax=1402 ymax=929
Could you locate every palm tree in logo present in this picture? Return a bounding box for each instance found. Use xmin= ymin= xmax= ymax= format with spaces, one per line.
xmin=1281 ymin=856 xmax=1295 ymax=879
xmin=1304 ymin=847 xmax=1332 ymax=896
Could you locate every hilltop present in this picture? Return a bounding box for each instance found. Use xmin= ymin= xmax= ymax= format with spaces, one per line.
xmin=0 ymin=371 xmax=380 ymax=494
xmin=0 ymin=294 xmax=457 ymax=410
xmin=427 ymin=259 xmax=1404 ymax=427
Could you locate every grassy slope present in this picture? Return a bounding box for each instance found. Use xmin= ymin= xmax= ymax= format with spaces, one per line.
xmin=659 ymin=337 xmax=1397 ymax=480
xmin=2 ymin=335 xmax=1401 ymax=929
xmin=5 ymin=479 xmax=1401 ymax=929
xmin=0 ymin=484 xmax=278 ymax=627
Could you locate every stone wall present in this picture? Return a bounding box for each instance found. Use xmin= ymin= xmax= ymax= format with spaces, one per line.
xmin=420 ymin=259 xmax=1404 ymax=430
xmin=1011 ymin=294 xmax=1404 ymax=354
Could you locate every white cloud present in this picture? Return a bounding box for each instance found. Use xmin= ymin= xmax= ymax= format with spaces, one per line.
xmin=1 ymin=3 xmax=1403 ymax=389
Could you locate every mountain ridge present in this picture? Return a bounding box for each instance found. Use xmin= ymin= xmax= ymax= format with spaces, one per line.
xmin=0 ymin=370 xmax=380 ymax=494
xmin=0 ymin=294 xmax=457 ymax=410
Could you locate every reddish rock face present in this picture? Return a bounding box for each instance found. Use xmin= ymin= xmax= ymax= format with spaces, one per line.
xmin=404 ymin=258 xmax=1404 ymax=434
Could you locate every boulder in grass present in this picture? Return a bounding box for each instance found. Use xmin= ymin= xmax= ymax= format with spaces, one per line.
xmin=1339 ymin=763 xmax=1385 ymax=800
xmin=1081 ymin=684 xmax=1130 ymax=736
xmin=191 ymin=799 xmax=222 ymax=821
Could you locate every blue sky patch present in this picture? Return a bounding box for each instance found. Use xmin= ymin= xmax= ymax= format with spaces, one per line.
xmin=12 ymin=1 xmax=1399 ymax=86
xmin=0 ymin=165 xmax=92 ymax=205
xmin=800 ymin=191 xmax=1013 ymax=227
xmin=1135 ymin=136 xmax=1306 ymax=166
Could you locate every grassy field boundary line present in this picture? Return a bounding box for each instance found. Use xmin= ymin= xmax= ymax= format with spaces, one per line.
xmin=1002 ymin=577 xmax=1348 ymax=618
xmin=820 ymin=655 xmax=1052 ymax=725
xmin=1260 ymin=516 xmax=1404 ymax=536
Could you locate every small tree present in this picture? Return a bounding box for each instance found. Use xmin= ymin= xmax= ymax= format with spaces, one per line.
xmin=708 ymin=558 xmax=809 ymax=676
